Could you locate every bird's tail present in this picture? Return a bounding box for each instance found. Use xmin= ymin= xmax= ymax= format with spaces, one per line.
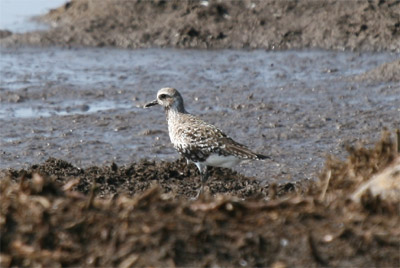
xmin=256 ymin=154 xmax=270 ymax=160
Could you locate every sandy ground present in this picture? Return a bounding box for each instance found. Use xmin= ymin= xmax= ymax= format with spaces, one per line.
xmin=1 ymin=0 xmax=400 ymax=267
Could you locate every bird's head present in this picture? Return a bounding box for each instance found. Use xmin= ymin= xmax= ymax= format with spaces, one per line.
xmin=144 ymin=87 xmax=185 ymax=112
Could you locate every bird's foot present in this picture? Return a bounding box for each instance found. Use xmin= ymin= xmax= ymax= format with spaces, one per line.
xmin=191 ymin=185 xmax=203 ymax=200
xmin=191 ymin=184 xmax=211 ymax=200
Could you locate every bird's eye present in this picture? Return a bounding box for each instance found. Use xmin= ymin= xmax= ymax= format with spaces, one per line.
xmin=159 ymin=94 xmax=167 ymax=99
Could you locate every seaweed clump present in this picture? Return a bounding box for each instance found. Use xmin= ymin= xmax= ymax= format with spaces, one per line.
xmin=1 ymin=131 xmax=399 ymax=267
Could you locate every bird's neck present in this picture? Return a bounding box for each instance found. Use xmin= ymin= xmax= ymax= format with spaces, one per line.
xmin=165 ymin=106 xmax=187 ymax=123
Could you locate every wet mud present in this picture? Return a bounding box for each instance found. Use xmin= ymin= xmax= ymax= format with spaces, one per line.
xmin=1 ymin=48 xmax=399 ymax=181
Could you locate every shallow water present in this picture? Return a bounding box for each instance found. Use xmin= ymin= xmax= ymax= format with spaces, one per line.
xmin=0 ymin=0 xmax=67 ymax=33
xmin=0 ymin=47 xmax=399 ymax=181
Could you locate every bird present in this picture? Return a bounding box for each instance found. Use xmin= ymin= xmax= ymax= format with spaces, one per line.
xmin=144 ymin=87 xmax=269 ymax=197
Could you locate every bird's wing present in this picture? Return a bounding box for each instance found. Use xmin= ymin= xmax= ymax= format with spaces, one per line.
xmin=174 ymin=116 xmax=266 ymax=160
xmin=218 ymin=136 xmax=268 ymax=160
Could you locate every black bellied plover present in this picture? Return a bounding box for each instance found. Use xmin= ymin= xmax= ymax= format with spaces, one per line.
xmin=144 ymin=87 xmax=269 ymax=196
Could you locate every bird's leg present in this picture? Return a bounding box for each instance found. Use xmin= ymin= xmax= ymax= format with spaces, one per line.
xmin=194 ymin=163 xmax=208 ymax=199
xmin=199 ymin=166 xmax=209 ymax=196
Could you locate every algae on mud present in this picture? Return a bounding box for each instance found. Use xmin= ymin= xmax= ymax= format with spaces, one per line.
xmin=0 ymin=132 xmax=399 ymax=267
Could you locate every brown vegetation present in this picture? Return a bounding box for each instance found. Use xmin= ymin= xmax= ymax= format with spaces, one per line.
xmin=1 ymin=131 xmax=399 ymax=267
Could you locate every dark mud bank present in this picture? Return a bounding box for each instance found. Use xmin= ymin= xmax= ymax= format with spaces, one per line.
xmin=1 ymin=0 xmax=399 ymax=51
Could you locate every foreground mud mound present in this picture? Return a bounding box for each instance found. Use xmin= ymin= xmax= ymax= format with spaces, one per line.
xmin=2 ymin=158 xmax=278 ymax=199
xmin=1 ymin=132 xmax=399 ymax=267
xmin=1 ymin=0 xmax=399 ymax=51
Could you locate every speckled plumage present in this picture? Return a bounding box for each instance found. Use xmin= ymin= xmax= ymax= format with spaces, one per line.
xmin=167 ymin=110 xmax=265 ymax=163
xmin=144 ymin=87 xmax=268 ymax=197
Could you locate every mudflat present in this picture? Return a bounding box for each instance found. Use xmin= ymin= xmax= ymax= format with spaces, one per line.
xmin=0 ymin=1 xmax=399 ymax=267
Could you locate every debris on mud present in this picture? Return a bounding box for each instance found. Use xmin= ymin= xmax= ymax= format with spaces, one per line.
xmin=1 ymin=131 xmax=399 ymax=267
xmin=1 ymin=0 xmax=399 ymax=51
xmin=317 ymin=130 xmax=400 ymax=213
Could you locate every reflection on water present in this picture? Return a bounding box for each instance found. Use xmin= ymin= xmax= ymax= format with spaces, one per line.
xmin=0 ymin=100 xmax=133 ymax=119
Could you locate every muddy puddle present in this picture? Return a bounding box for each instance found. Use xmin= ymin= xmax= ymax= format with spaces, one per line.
xmin=0 ymin=47 xmax=399 ymax=183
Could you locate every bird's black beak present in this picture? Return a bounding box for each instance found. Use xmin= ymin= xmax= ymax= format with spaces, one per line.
xmin=144 ymin=99 xmax=158 ymax=108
